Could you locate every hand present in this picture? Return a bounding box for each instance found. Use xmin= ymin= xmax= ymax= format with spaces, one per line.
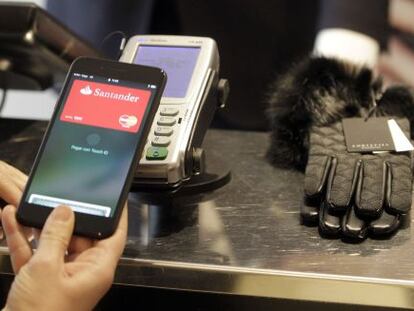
xmin=0 ymin=161 xmax=28 ymax=240
xmin=2 ymin=204 xmax=128 ymax=311
xmin=0 ymin=161 xmax=27 ymax=207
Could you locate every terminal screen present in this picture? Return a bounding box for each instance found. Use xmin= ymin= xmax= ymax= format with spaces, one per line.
xmin=134 ymin=46 xmax=200 ymax=98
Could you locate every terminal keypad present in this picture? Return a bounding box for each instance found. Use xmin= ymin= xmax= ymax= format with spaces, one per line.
xmin=154 ymin=126 xmax=173 ymax=136
xmin=157 ymin=116 xmax=176 ymax=126
xmin=160 ymin=107 xmax=179 ymax=116
xmin=146 ymin=106 xmax=180 ymax=160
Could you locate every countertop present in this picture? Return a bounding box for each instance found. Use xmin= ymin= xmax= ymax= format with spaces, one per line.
xmin=0 ymin=121 xmax=413 ymax=309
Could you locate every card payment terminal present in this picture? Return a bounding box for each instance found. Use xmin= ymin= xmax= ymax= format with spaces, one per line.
xmin=120 ymin=35 xmax=229 ymax=189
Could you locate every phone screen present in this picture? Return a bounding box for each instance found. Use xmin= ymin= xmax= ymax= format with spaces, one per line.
xmin=23 ymin=73 xmax=158 ymax=218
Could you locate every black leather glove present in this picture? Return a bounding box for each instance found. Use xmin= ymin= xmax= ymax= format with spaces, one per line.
xmin=302 ymin=119 xmax=412 ymax=239
xmin=266 ymin=56 xmax=414 ymax=241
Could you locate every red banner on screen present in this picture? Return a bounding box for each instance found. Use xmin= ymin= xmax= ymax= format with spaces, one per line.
xmin=60 ymin=80 xmax=151 ymax=133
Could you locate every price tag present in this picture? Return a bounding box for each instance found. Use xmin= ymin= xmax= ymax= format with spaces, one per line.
xmin=342 ymin=117 xmax=413 ymax=153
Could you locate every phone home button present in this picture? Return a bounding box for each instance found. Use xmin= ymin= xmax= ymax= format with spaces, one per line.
xmin=86 ymin=133 xmax=101 ymax=146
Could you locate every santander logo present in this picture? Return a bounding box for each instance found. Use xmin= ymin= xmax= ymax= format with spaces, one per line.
xmin=80 ymin=84 xmax=140 ymax=103
xmin=80 ymin=85 xmax=93 ymax=95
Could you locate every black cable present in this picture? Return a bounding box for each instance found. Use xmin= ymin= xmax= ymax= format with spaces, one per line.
xmin=99 ymin=30 xmax=127 ymax=60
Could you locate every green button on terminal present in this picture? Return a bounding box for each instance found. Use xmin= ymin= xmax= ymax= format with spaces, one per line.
xmin=146 ymin=146 xmax=168 ymax=160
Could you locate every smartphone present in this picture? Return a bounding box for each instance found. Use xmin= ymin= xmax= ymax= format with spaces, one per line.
xmin=17 ymin=57 xmax=166 ymax=239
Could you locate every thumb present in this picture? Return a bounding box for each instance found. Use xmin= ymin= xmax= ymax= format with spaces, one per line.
xmin=36 ymin=205 xmax=75 ymax=262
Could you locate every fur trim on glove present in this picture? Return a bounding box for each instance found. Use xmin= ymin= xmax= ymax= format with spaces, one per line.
xmin=265 ymin=56 xmax=414 ymax=171
xmin=377 ymin=86 xmax=414 ymax=138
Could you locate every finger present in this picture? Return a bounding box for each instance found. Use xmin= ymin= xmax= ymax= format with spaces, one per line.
xmin=304 ymin=155 xmax=331 ymax=197
xmin=0 ymin=208 xmax=3 ymax=239
xmin=13 ymin=176 xmax=28 ymax=192
xmin=369 ymin=211 xmax=401 ymax=237
xmin=386 ymin=161 xmax=412 ymax=214
xmin=12 ymin=168 xmax=27 ymax=183
xmin=0 ymin=162 xmax=28 ymax=206
xmin=7 ymin=168 xmax=28 ymax=186
xmin=0 ymin=183 xmax=24 ymax=207
xmin=0 ymin=161 xmax=27 ymax=181
xmin=355 ymin=158 xmax=386 ymax=218
xmin=20 ymin=226 xmax=35 ymax=244
xmin=326 ymin=156 xmax=360 ymax=212
xmin=32 ymin=229 xmax=41 ymax=242
xmin=2 ymin=205 xmax=32 ymax=273
xmin=94 ymin=203 xmax=128 ymax=266
xmin=36 ymin=205 xmax=75 ymax=262
xmin=0 ymin=176 xmax=27 ymax=195
xmin=0 ymin=161 xmax=27 ymax=189
xmin=341 ymin=205 xmax=368 ymax=240
xmin=318 ymin=201 xmax=341 ymax=237
xmin=68 ymin=236 xmax=94 ymax=255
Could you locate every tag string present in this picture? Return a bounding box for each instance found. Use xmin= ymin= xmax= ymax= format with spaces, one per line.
xmin=364 ymin=89 xmax=382 ymax=121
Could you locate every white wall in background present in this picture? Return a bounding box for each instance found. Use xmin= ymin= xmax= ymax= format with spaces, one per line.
xmin=0 ymin=90 xmax=56 ymax=120
xmin=0 ymin=0 xmax=46 ymax=7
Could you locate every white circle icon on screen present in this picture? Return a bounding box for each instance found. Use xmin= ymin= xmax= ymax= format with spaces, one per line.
xmin=80 ymin=85 xmax=93 ymax=95
xmin=119 ymin=115 xmax=138 ymax=128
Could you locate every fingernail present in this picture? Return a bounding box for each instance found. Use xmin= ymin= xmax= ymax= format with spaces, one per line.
xmin=52 ymin=206 xmax=73 ymax=221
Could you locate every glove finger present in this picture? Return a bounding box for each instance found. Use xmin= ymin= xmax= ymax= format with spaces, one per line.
xmin=386 ymin=161 xmax=412 ymax=215
xmin=341 ymin=205 xmax=368 ymax=240
xmin=326 ymin=155 xmax=360 ymax=212
xmin=301 ymin=196 xmax=320 ymax=225
xmin=355 ymin=158 xmax=386 ymax=218
xmin=304 ymin=155 xmax=331 ymax=197
xmin=318 ymin=201 xmax=341 ymax=237
xmin=369 ymin=211 xmax=401 ymax=237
